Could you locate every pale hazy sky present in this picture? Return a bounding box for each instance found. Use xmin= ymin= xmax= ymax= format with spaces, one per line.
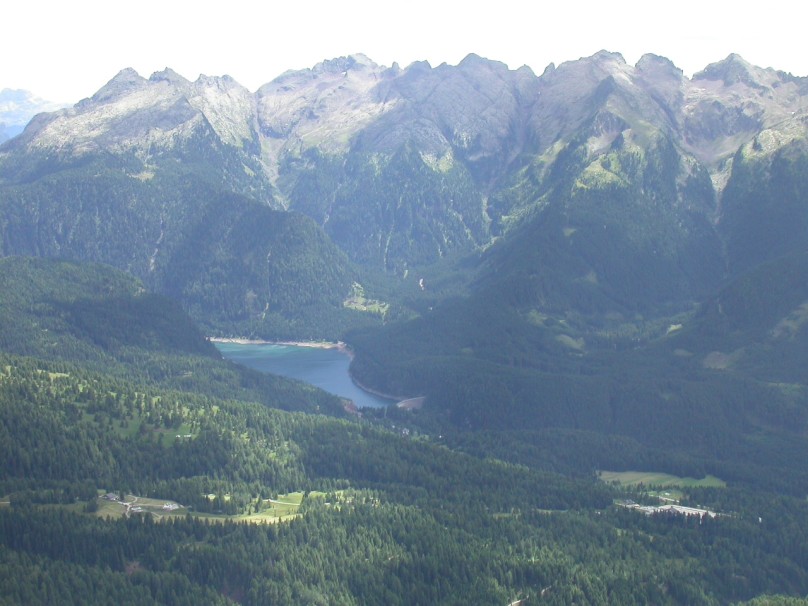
xmin=4 ymin=0 xmax=805 ymax=103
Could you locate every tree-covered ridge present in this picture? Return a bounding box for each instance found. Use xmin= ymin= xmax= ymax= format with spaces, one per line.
xmin=0 ymin=256 xmax=347 ymax=415
xmin=0 ymin=349 xmax=606 ymax=505
xmin=4 ymin=348 xmax=808 ymax=605
xmin=0 ymin=256 xmax=214 ymax=359
xmin=480 ymin=134 xmax=722 ymax=315
xmin=347 ymin=247 xmax=808 ymax=500
xmin=284 ymin=145 xmax=489 ymax=272
xmin=0 ymin=158 xmax=369 ymax=339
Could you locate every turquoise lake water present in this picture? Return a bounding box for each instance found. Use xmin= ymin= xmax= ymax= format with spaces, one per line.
xmin=214 ymin=342 xmax=392 ymax=409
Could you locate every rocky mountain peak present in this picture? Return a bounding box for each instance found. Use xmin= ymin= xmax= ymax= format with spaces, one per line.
xmin=544 ymin=49 xmax=632 ymax=89
xmin=455 ymin=54 xmax=519 ymax=85
xmin=149 ymin=68 xmax=190 ymax=87
xmin=634 ymin=53 xmax=686 ymax=124
xmin=188 ymin=73 xmax=257 ymax=148
xmin=401 ymin=60 xmax=433 ymax=76
xmin=5 ymin=51 xmax=808 ymax=211
xmin=256 ymin=55 xmax=395 ymax=170
xmin=195 ymin=73 xmax=245 ymax=92
xmin=682 ymin=54 xmax=807 ymax=170
xmin=574 ymin=50 xmax=631 ymax=80
xmin=591 ymin=49 xmax=627 ymax=65
xmin=694 ymin=53 xmax=765 ymax=88
xmin=91 ymin=68 xmax=148 ymax=103
xmin=529 ymin=49 xmax=650 ymax=153
xmin=457 ymin=53 xmax=504 ymax=70
xmin=636 ymin=53 xmax=683 ymax=79
xmin=311 ymin=53 xmax=379 ymax=75
xmin=4 ymin=63 xmax=267 ymax=163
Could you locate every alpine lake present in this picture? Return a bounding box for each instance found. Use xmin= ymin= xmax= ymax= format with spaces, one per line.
xmin=214 ymin=341 xmax=392 ymax=409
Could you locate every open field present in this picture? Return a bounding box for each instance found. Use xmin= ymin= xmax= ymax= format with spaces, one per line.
xmin=95 ymin=494 xmax=188 ymax=520
xmin=5 ymin=489 xmax=340 ymax=526
xmin=93 ymin=491 xmax=308 ymax=524
xmin=599 ymin=470 xmax=726 ymax=489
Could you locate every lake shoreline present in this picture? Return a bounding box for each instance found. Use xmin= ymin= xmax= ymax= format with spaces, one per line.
xmin=213 ymin=337 xmax=404 ymax=404
xmin=211 ymin=337 xmax=422 ymax=408
xmin=209 ymin=337 xmax=353 ymax=358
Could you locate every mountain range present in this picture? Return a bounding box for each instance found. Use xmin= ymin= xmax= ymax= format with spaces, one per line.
xmin=4 ymin=51 xmax=806 ymax=278
xmin=2 ymin=50 xmax=808 ymax=438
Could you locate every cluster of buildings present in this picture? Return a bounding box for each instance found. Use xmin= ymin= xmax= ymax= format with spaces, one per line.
xmin=619 ymin=500 xmax=719 ymax=519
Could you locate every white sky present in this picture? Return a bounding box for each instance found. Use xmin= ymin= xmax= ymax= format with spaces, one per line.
xmin=3 ymin=0 xmax=806 ymax=104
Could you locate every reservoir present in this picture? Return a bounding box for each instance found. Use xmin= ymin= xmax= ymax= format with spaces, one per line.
xmin=214 ymin=341 xmax=392 ymax=409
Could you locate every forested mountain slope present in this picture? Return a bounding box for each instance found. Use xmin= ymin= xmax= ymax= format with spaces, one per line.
xmin=0 ymin=159 xmax=363 ymax=338
xmin=0 ymin=257 xmax=346 ymax=415
xmin=3 ymin=257 xmax=808 ymax=604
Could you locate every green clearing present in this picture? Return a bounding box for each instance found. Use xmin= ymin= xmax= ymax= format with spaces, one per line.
xmin=94 ymin=494 xmax=188 ymax=520
xmin=599 ymin=470 xmax=726 ymax=489
xmin=239 ymin=495 xmax=302 ymax=524
xmin=343 ymin=282 xmax=390 ymax=318
xmin=191 ymin=491 xmax=305 ymax=524
xmin=92 ymin=491 xmax=308 ymax=524
xmin=94 ymin=411 xmax=195 ymax=447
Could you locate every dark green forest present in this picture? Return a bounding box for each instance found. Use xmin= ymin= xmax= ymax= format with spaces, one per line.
xmin=1 ymin=259 xmax=808 ymax=604
xmin=0 ymin=154 xmax=373 ymax=340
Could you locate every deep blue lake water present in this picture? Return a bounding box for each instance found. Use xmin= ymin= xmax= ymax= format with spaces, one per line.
xmin=214 ymin=342 xmax=392 ymax=409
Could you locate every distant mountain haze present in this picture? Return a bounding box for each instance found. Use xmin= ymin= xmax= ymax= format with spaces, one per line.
xmin=0 ymin=88 xmax=68 ymax=143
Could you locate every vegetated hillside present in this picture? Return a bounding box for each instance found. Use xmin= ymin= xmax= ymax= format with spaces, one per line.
xmin=343 ymin=53 xmax=808 ymax=462
xmin=478 ymin=134 xmax=721 ymax=317
xmin=3 ymin=263 xmax=808 ymax=604
xmin=0 ymin=256 xmax=346 ymax=415
xmin=348 ymin=246 xmax=808 ymax=496
xmin=0 ymin=154 xmax=368 ymax=339
xmin=719 ymin=136 xmax=808 ymax=277
xmin=0 ymin=256 xmax=214 ymax=360
xmin=4 ymin=52 xmax=808 ymax=604
xmin=665 ymin=250 xmax=808 ymax=384
xmin=0 ymin=68 xmax=380 ymax=339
